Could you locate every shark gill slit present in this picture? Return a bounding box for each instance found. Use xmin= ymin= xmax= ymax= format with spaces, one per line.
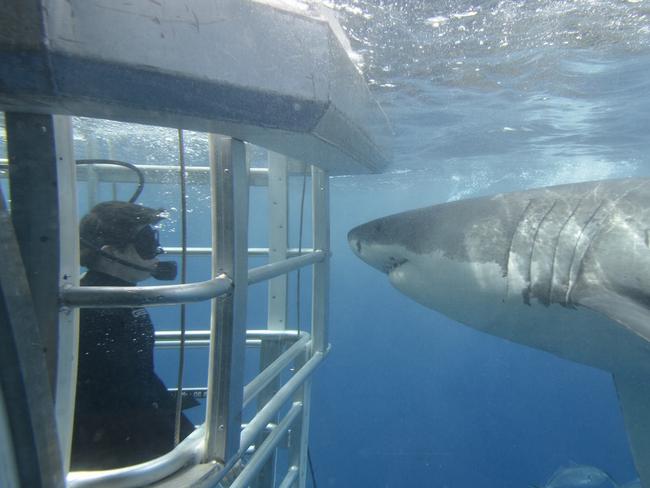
xmin=565 ymin=199 xmax=607 ymax=305
xmin=525 ymin=199 xmax=558 ymax=306
xmin=565 ymin=183 xmax=645 ymax=304
xmin=504 ymin=199 xmax=534 ymax=299
xmin=546 ymin=197 xmax=584 ymax=307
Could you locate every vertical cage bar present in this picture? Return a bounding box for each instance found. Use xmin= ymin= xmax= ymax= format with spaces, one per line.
xmin=5 ymin=112 xmax=62 ymax=396
xmin=0 ymin=181 xmax=63 ymax=488
xmin=267 ymin=151 xmax=289 ymax=331
xmin=311 ymin=166 xmax=329 ymax=354
xmin=253 ymin=151 xmax=289 ymax=488
xmin=288 ymin=347 xmax=310 ymax=488
xmin=52 ymin=116 xmax=79 ymax=471
xmin=205 ymin=135 xmax=249 ymax=463
xmin=297 ymin=165 xmax=330 ymax=488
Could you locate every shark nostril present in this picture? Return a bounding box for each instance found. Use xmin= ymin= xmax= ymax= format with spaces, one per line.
xmin=356 ymin=240 xmax=362 ymax=254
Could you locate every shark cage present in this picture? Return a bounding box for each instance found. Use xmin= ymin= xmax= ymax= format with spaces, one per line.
xmin=0 ymin=1 xmax=391 ymax=487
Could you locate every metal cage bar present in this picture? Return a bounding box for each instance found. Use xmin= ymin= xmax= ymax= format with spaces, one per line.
xmin=61 ymin=252 xmax=323 ymax=309
xmin=311 ymin=166 xmax=330 ymax=355
xmin=0 ymin=171 xmax=64 ymax=487
xmin=266 ymin=151 xmax=290 ymax=331
xmin=67 ymin=427 xmax=206 ymax=488
xmin=165 ymin=247 xmax=313 ymax=257
xmin=5 ymin=112 xmax=63 ymax=395
xmin=259 ymin=149 xmax=288 ymax=482
xmin=1 ymin=119 xmax=331 ymax=487
xmin=52 ymin=115 xmax=80 ymax=472
xmin=230 ymin=402 xmax=303 ymax=488
xmin=296 ymin=165 xmax=331 ymax=487
xmin=1 ymin=161 xmax=293 ymax=188
xmin=61 ymin=274 xmax=233 ymax=308
xmin=204 ymin=135 xmax=249 ymax=463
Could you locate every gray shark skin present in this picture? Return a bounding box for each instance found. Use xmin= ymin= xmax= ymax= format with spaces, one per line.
xmin=348 ymin=178 xmax=650 ymax=488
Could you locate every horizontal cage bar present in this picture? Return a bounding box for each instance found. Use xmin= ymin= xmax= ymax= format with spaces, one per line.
xmin=61 ymin=251 xmax=327 ymax=308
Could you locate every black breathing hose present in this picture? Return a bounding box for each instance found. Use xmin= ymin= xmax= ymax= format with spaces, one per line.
xmin=75 ymin=159 xmax=145 ymax=203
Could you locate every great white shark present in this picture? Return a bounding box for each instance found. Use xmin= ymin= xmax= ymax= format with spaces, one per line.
xmin=348 ymin=178 xmax=650 ymax=487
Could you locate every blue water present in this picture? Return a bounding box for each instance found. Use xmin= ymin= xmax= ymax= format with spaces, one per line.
xmin=2 ymin=0 xmax=650 ymax=486
xmin=307 ymin=2 xmax=648 ymax=483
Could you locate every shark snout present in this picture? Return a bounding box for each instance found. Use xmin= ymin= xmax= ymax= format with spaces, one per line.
xmin=348 ymin=222 xmax=409 ymax=275
xmin=347 ymin=227 xmax=364 ymax=258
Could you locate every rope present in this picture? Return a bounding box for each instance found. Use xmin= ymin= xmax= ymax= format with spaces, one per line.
xmin=308 ymin=448 xmax=318 ymax=488
xmin=296 ymin=164 xmax=308 ymax=335
xmin=174 ymin=129 xmax=189 ymax=446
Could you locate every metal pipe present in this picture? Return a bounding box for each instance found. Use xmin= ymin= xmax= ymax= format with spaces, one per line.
xmin=62 ymin=248 xmax=321 ymax=308
xmin=155 ymin=329 xmax=301 ymax=344
xmin=156 ymin=340 xmax=211 ymax=349
xmin=248 ymin=250 xmax=326 ymax=286
xmin=278 ymin=466 xmax=299 ymax=488
xmin=73 ymin=164 xmax=271 ymax=186
xmin=246 ymin=330 xmax=303 ymax=341
xmin=60 ymin=274 xmax=232 ymax=308
xmin=240 ymin=352 xmax=323 ymax=452
xmin=66 ymin=425 xmax=205 ymax=488
xmin=243 ymin=333 xmax=310 ymax=408
xmin=163 ymin=247 xmax=313 ymax=256
xmin=1 ymin=162 xmax=275 ymax=187
xmin=229 ymin=402 xmax=303 ymax=488
xmin=187 ymin=351 xmax=325 ymax=488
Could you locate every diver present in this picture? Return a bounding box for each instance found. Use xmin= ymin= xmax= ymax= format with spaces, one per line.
xmin=71 ymin=200 xmax=195 ymax=470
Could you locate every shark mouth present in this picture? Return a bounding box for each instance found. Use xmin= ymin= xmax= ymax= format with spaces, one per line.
xmin=383 ymin=257 xmax=408 ymax=274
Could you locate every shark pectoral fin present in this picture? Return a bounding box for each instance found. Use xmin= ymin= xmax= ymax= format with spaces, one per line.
xmin=577 ymin=290 xmax=650 ymax=343
xmin=613 ymin=374 xmax=650 ymax=488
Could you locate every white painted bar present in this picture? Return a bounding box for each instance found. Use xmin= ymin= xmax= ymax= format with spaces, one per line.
xmin=248 ymin=251 xmax=326 ymax=286
xmin=60 ymin=274 xmax=232 ymax=308
xmin=311 ymin=167 xmax=330 ymax=354
xmin=277 ymin=466 xmax=299 ymax=488
xmin=243 ymin=334 xmax=310 ymax=408
xmin=53 ymin=115 xmax=79 ymax=472
xmin=67 ymin=426 xmax=205 ymax=488
xmin=239 ymin=352 xmax=324 ymax=453
xmin=164 ymin=247 xmax=313 ymax=257
xmin=229 ymin=403 xmax=302 ymax=488
xmin=204 ymin=135 xmax=249 ymax=462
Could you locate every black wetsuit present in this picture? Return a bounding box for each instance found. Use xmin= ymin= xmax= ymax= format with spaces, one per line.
xmin=71 ymin=270 xmax=194 ymax=470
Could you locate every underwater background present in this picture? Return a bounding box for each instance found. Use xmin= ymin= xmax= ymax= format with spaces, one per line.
xmin=2 ymin=0 xmax=650 ymax=486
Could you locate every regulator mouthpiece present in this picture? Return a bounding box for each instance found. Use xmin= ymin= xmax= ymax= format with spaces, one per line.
xmin=152 ymin=261 xmax=177 ymax=281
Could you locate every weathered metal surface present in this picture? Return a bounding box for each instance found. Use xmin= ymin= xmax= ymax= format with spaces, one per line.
xmin=0 ymin=0 xmax=391 ymax=175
